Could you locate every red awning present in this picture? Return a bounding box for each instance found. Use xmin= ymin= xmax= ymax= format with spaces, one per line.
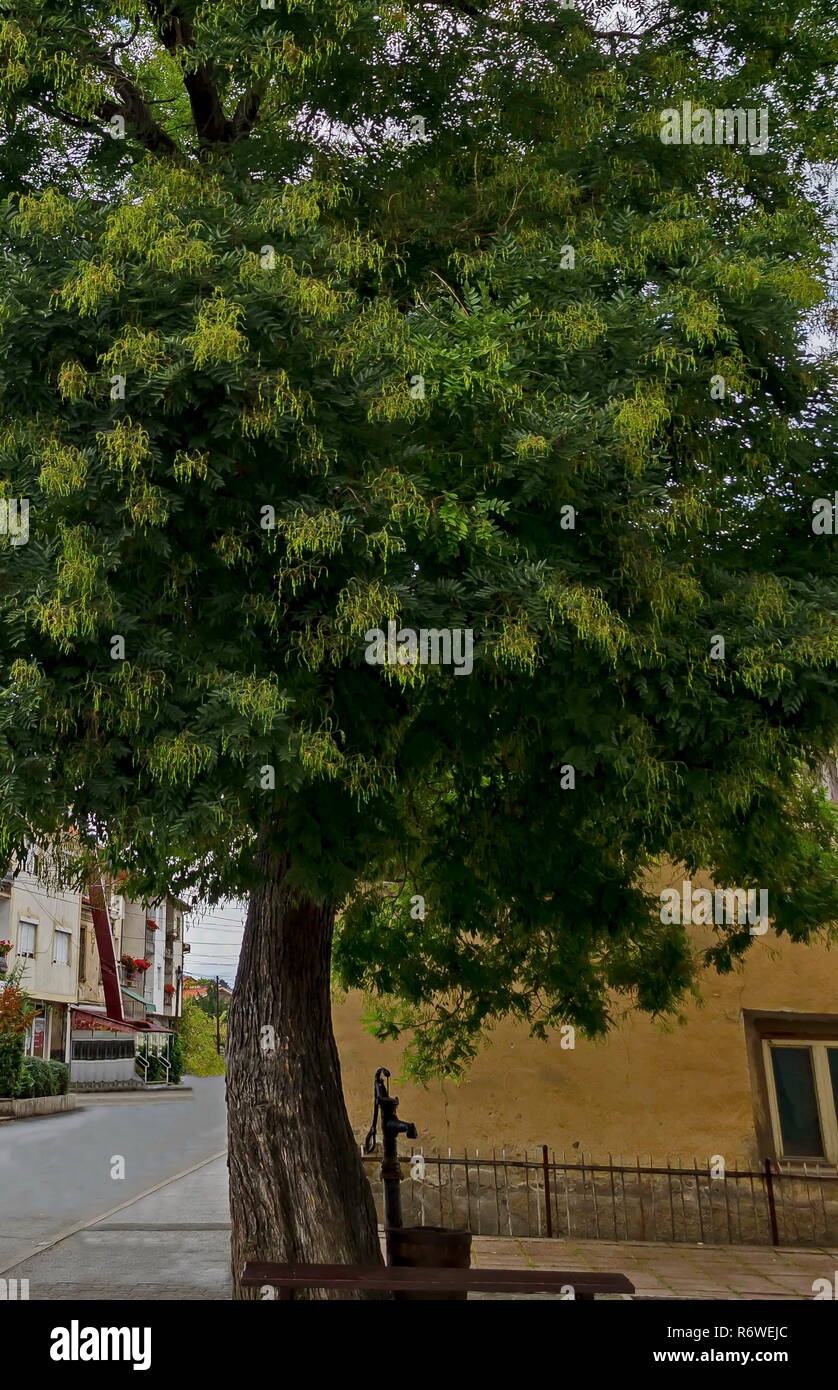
xmin=71 ymin=1007 xmax=140 ymax=1034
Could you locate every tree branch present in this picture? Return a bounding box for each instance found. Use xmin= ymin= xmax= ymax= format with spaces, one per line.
xmin=144 ymin=0 xmax=237 ymax=145
xmin=91 ymin=48 xmax=183 ymax=157
xmin=413 ymin=0 xmax=671 ymax=43
xmin=232 ymin=81 xmax=268 ymax=139
xmin=107 ymin=15 xmax=142 ymax=57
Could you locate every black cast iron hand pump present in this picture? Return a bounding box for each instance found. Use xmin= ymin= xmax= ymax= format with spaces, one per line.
xmin=363 ymin=1067 xmax=417 ymax=1231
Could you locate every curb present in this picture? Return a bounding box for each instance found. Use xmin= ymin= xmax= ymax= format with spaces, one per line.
xmin=73 ymin=1086 xmax=194 ymax=1104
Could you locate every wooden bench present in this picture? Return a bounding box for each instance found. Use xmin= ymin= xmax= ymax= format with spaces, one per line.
xmin=242 ymin=1261 xmax=635 ymax=1300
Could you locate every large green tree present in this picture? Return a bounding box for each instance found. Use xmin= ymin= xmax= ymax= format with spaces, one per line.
xmin=1 ymin=0 xmax=837 ymax=1295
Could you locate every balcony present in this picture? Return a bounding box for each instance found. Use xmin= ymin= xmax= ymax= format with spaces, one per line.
xmin=120 ymin=962 xmax=150 ymax=997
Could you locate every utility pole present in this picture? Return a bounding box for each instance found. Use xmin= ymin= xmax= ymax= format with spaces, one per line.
xmin=215 ymin=975 xmax=221 ymax=1055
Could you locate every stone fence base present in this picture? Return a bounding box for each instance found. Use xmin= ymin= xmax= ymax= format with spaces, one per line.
xmin=0 ymin=1093 xmax=77 ymax=1120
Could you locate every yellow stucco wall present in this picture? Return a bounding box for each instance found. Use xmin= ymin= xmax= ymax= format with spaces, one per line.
xmin=334 ymin=898 xmax=838 ymax=1165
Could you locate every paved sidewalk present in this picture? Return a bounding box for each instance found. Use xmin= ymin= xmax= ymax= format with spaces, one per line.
xmin=469 ymin=1236 xmax=834 ymax=1300
xmin=4 ymin=1156 xmax=835 ymax=1300
xmin=3 ymin=1155 xmax=232 ymax=1300
xmin=0 ymin=1076 xmax=226 ymax=1273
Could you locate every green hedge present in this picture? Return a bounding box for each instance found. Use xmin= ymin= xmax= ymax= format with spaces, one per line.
xmin=0 ymin=1034 xmax=25 ymax=1098
xmin=17 ymin=1056 xmax=69 ymax=1098
xmin=49 ymin=1059 xmax=70 ymax=1094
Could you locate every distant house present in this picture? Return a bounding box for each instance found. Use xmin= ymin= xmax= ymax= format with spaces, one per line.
xmin=183 ymin=976 xmax=232 ymax=1004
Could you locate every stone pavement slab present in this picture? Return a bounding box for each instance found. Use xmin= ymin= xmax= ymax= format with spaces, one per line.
xmin=471 ymin=1235 xmax=838 ymax=1300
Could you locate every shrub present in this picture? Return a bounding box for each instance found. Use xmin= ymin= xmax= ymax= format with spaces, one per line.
xmin=19 ymin=1056 xmax=63 ymax=1098
xmin=17 ymin=1057 xmax=36 ymax=1097
xmin=48 ymin=1059 xmax=69 ymax=1095
xmin=168 ymin=1031 xmax=184 ymax=1085
xmin=0 ymin=1034 xmax=24 ymax=1098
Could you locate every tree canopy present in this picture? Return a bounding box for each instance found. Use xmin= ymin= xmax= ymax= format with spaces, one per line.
xmin=1 ymin=0 xmax=838 ymax=1077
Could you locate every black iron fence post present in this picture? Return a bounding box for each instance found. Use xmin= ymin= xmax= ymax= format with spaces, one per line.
xmin=763 ymin=1157 xmax=780 ymax=1246
xmin=542 ymin=1144 xmax=554 ymax=1238
xmin=359 ymin=1148 xmax=838 ymax=1247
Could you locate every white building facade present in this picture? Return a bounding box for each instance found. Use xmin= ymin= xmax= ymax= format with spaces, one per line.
xmin=0 ymin=849 xmax=185 ymax=1084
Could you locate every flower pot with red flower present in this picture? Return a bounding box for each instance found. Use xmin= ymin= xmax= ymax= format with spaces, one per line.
xmin=0 ymin=940 xmax=11 ymax=976
xmin=120 ymin=952 xmax=137 ymax=983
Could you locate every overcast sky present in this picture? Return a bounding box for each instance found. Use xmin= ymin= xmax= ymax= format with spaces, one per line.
xmin=183 ymin=899 xmax=245 ymax=985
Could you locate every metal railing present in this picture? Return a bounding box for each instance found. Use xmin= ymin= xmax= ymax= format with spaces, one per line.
xmin=360 ymin=1148 xmax=838 ymax=1248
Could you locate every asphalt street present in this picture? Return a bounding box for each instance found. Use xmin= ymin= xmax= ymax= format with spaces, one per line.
xmin=0 ymin=1075 xmax=226 ymax=1272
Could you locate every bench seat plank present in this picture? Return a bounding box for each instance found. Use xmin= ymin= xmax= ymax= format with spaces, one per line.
xmin=241 ymin=1262 xmax=634 ymax=1296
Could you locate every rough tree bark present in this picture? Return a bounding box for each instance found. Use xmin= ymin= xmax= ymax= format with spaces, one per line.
xmin=227 ymin=841 xmax=384 ymax=1299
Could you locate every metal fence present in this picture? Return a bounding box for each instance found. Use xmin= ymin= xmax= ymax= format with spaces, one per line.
xmin=361 ymin=1147 xmax=838 ymax=1248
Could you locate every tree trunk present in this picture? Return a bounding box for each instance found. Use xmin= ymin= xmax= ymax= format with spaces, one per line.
xmin=227 ymin=845 xmax=384 ymax=1299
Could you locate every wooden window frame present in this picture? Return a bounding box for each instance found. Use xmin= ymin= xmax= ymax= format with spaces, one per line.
xmin=762 ymin=1038 xmax=838 ymax=1164
xmin=744 ymin=1010 xmax=838 ymax=1165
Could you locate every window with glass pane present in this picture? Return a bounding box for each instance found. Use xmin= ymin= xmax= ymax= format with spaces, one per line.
xmin=17 ymin=918 xmax=36 ymax=957
xmin=828 ymin=1050 xmax=838 ymax=1131
xmin=770 ymin=1046 xmax=824 ymax=1158
xmin=53 ymin=930 xmax=70 ymax=966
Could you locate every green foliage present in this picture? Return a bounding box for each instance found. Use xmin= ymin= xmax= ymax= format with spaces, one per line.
xmin=135 ymin=1040 xmax=169 ymax=1082
xmin=193 ymin=982 xmax=229 ymax=1028
xmin=0 ymin=1034 xmax=24 ymax=1098
xmin=49 ymin=1058 xmax=69 ymax=1095
xmin=146 ymin=1051 xmax=166 ymax=1083
xmin=0 ymin=1 xmax=837 ymax=1077
xmin=17 ymin=1055 xmax=68 ymax=1098
xmin=168 ymin=1030 xmax=184 ymax=1085
xmin=178 ymin=1001 xmax=225 ymax=1077
xmin=0 ymin=959 xmax=37 ymax=1094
